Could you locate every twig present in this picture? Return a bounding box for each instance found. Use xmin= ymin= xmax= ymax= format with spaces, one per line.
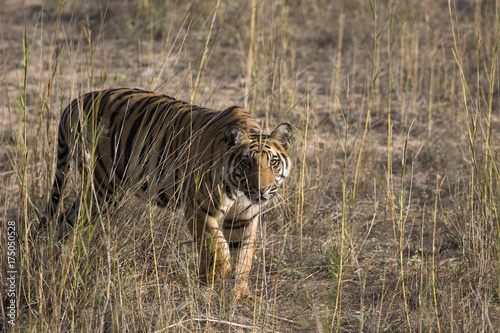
xmin=267 ymin=313 xmax=300 ymax=326
xmin=155 ymin=315 xmax=285 ymax=333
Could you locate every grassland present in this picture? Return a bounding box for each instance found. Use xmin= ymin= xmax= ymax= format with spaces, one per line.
xmin=1 ymin=0 xmax=500 ymax=331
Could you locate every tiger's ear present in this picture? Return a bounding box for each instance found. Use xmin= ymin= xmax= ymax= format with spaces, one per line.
xmin=224 ymin=124 xmax=246 ymax=147
xmin=270 ymin=123 xmax=293 ymax=150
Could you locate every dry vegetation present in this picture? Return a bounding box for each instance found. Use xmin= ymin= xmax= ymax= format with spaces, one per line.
xmin=1 ymin=0 xmax=500 ymax=331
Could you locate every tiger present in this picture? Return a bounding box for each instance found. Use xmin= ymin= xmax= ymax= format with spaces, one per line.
xmin=48 ymin=88 xmax=293 ymax=300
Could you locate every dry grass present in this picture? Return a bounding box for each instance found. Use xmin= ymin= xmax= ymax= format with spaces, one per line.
xmin=1 ymin=0 xmax=500 ymax=331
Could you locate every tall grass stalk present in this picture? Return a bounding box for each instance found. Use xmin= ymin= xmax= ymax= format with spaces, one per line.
xmin=329 ymin=12 xmax=345 ymax=112
xmin=20 ymin=22 xmax=29 ymax=237
xmin=483 ymin=10 xmax=500 ymax=244
xmin=190 ymin=0 xmax=220 ymax=102
xmin=450 ymin=0 xmax=500 ymax=329
xmin=330 ymin=84 xmax=353 ymax=332
xmin=19 ymin=21 xmax=31 ymax=333
xmin=431 ymin=173 xmax=443 ymax=333
xmin=244 ymin=0 xmax=256 ymax=110
xmin=386 ymin=1 xmax=395 ymax=222
xmin=385 ymin=1 xmax=414 ymax=330
xmin=353 ymin=0 xmax=381 ymax=200
xmin=296 ymin=79 xmax=311 ymax=260
xmin=448 ymin=0 xmax=477 ymax=254
xmin=397 ymin=120 xmax=414 ymax=332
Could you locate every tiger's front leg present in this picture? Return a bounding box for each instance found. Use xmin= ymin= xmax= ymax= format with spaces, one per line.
xmin=189 ymin=214 xmax=231 ymax=284
xmin=230 ymin=215 xmax=259 ymax=300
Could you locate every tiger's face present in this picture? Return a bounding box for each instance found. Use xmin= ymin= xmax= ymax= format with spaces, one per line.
xmin=224 ymin=123 xmax=293 ymax=203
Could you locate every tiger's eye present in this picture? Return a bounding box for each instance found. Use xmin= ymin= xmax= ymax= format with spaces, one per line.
xmin=241 ymin=157 xmax=252 ymax=168
xmin=270 ymin=157 xmax=280 ymax=167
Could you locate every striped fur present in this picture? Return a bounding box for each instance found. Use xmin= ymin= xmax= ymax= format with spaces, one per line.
xmin=48 ymin=88 xmax=293 ymax=300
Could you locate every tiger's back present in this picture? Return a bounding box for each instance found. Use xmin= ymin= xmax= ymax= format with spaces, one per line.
xmin=53 ymin=88 xmax=261 ymax=206
xmin=49 ymin=88 xmax=293 ymax=300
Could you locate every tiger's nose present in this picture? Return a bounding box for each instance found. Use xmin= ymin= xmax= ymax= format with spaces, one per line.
xmin=259 ymin=186 xmax=271 ymax=194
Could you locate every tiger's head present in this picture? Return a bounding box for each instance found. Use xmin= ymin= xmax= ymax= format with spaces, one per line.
xmin=224 ymin=123 xmax=293 ymax=203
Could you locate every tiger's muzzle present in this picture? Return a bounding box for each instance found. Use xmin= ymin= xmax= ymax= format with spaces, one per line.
xmin=246 ymin=185 xmax=276 ymax=202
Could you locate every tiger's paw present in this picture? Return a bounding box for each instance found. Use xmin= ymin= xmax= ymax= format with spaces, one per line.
xmin=233 ymin=283 xmax=260 ymax=303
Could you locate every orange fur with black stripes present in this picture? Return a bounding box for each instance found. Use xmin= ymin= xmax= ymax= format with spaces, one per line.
xmin=48 ymin=88 xmax=293 ymax=300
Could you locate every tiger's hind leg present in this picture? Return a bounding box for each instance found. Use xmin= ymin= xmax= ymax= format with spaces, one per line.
xmin=47 ymin=158 xmax=83 ymax=239
xmin=45 ymin=104 xmax=83 ymax=236
xmin=48 ymin=144 xmax=114 ymax=238
xmin=45 ymin=133 xmax=74 ymax=236
xmin=52 ymin=178 xmax=117 ymax=239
